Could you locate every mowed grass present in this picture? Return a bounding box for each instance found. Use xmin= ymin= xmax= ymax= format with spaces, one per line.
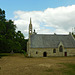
xmin=61 ymin=63 xmax=75 ymax=75
xmin=0 ymin=54 xmax=75 ymax=75
xmin=46 ymin=63 xmax=75 ymax=75
xmin=0 ymin=53 xmax=24 ymax=57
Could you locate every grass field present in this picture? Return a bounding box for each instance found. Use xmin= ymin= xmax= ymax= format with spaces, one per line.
xmin=0 ymin=53 xmax=75 ymax=75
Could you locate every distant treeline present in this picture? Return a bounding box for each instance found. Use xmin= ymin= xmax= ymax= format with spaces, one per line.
xmin=0 ymin=8 xmax=28 ymax=53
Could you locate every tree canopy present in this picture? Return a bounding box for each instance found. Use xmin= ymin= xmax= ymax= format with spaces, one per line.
xmin=0 ymin=8 xmax=28 ymax=53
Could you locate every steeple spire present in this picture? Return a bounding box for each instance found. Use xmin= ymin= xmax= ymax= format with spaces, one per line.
xmin=30 ymin=17 xmax=32 ymax=24
xmin=29 ymin=18 xmax=32 ymax=37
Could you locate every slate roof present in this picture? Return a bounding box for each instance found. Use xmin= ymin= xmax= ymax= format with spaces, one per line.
xmin=30 ymin=34 xmax=75 ymax=48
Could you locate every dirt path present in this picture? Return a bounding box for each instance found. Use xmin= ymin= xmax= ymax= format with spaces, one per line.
xmin=0 ymin=55 xmax=75 ymax=75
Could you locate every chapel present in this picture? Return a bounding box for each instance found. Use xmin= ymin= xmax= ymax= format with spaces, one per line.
xmin=27 ymin=18 xmax=75 ymax=57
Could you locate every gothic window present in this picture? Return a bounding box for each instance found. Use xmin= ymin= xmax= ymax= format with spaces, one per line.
xmin=53 ymin=49 xmax=56 ymax=53
xmin=59 ymin=45 xmax=63 ymax=52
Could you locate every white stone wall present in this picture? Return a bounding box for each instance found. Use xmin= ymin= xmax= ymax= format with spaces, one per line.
xmin=28 ymin=48 xmax=75 ymax=57
xmin=29 ymin=48 xmax=63 ymax=57
xmin=66 ymin=48 xmax=75 ymax=56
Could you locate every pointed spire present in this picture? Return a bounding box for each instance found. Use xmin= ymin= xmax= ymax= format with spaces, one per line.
xmin=30 ymin=17 xmax=32 ymax=24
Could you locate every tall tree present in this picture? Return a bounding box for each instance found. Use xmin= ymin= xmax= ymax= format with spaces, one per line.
xmin=5 ymin=20 xmax=16 ymax=39
xmin=0 ymin=8 xmax=5 ymax=21
xmin=0 ymin=8 xmax=28 ymax=53
xmin=15 ymin=31 xmax=26 ymax=51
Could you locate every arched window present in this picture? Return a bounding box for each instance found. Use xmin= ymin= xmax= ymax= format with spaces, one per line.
xmin=59 ymin=45 xmax=63 ymax=52
xmin=53 ymin=49 xmax=56 ymax=53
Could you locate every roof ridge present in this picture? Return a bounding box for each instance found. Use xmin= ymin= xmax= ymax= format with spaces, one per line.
xmin=32 ymin=34 xmax=69 ymax=36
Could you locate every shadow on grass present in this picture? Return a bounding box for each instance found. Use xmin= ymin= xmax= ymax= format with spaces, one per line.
xmin=0 ymin=53 xmax=25 ymax=58
xmin=0 ymin=53 xmax=13 ymax=58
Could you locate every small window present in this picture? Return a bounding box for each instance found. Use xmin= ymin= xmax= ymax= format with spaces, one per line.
xmin=59 ymin=45 xmax=63 ymax=52
xmin=53 ymin=49 xmax=56 ymax=53
xmin=36 ymin=51 xmax=38 ymax=54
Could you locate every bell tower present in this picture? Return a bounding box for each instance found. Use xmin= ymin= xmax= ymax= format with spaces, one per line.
xmin=29 ymin=18 xmax=32 ymax=37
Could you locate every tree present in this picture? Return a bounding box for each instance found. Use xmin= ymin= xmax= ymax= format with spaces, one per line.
xmin=0 ymin=8 xmax=5 ymax=21
xmin=5 ymin=20 xmax=16 ymax=39
xmin=0 ymin=8 xmax=28 ymax=53
xmin=15 ymin=31 xmax=26 ymax=51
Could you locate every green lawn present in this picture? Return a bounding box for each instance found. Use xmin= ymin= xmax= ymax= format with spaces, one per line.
xmin=55 ymin=63 xmax=75 ymax=75
xmin=62 ymin=63 xmax=75 ymax=75
xmin=45 ymin=63 xmax=75 ymax=75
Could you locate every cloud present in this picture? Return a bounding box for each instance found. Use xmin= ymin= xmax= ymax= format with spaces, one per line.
xmin=13 ymin=5 xmax=75 ymax=39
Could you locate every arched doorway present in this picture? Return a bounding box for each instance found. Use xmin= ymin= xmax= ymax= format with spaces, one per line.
xmin=64 ymin=52 xmax=67 ymax=56
xmin=43 ymin=52 xmax=47 ymax=57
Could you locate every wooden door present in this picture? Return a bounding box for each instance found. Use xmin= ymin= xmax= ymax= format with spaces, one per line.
xmin=65 ymin=52 xmax=67 ymax=56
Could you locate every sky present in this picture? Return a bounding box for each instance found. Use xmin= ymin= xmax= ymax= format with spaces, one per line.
xmin=0 ymin=0 xmax=75 ymax=38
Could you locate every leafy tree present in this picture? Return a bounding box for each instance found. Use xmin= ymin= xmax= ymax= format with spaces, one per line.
xmin=0 ymin=8 xmax=5 ymax=21
xmin=16 ymin=31 xmax=24 ymax=39
xmin=5 ymin=20 xmax=16 ymax=39
xmin=0 ymin=8 xmax=28 ymax=53
xmin=15 ymin=31 xmax=26 ymax=51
